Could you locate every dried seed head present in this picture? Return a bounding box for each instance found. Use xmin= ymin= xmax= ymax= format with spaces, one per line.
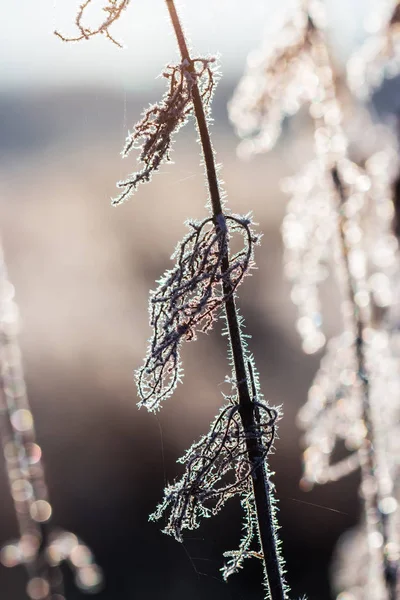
xmin=55 ymin=0 xmax=131 ymax=47
xmin=113 ymin=57 xmax=217 ymax=205
xmin=150 ymin=396 xmax=277 ymax=545
xmin=136 ymin=215 xmax=259 ymax=411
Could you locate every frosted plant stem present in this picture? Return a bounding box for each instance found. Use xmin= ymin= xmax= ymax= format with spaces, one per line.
xmin=0 ymin=242 xmax=103 ymax=599
xmin=165 ymin=2 xmax=287 ymax=598
xmin=332 ymin=167 xmax=397 ymax=600
xmin=0 ymin=246 xmax=63 ymax=599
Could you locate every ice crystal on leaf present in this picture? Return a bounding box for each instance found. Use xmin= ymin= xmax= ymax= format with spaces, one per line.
xmin=221 ymin=492 xmax=261 ymax=580
xmin=150 ymin=390 xmax=278 ymax=578
xmin=136 ymin=215 xmax=259 ymax=412
xmin=54 ymin=0 xmax=131 ymax=47
xmin=113 ymin=58 xmax=217 ymax=205
xmin=347 ymin=0 xmax=400 ymax=99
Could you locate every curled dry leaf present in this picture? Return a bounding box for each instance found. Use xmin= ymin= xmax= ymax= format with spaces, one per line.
xmin=113 ymin=57 xmax=217 ymax=205
xmin=136 ymin=215 xmax=259 ymax=411
xmin=150 ymin=370 xmax=279 ymax=582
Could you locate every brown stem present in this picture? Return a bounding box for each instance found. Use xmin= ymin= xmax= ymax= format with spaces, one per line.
xmin=165 ymin=2 xmax=287 ymax=598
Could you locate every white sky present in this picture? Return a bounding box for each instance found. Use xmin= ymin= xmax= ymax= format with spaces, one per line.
xmin=2 ymin=0 xmax=370 ymax=90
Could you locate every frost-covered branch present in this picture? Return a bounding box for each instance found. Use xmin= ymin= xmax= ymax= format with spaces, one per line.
xmin=55 ymin=0 xmax=131 ymax=47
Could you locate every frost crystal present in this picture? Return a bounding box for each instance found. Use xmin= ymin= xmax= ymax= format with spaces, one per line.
xmin=113 ymin=58 xmax=218 ymax=205
xmin=136 ymin=215 xmax=259 ymax=411
xmin=55 ymin=0 xmax=131 ymax=47
xmin=150 ymin=372 xmax=278 ymax=580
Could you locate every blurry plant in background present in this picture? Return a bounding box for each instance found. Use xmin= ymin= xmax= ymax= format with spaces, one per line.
xmin=230 ymin=0 xmax=400 ymax=598
xmin=0 ymin=244 xmax=103 ymax=599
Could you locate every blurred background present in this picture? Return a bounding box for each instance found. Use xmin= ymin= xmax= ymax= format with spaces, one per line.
xmin=1 ymin=1 xmax=398 ymax=599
